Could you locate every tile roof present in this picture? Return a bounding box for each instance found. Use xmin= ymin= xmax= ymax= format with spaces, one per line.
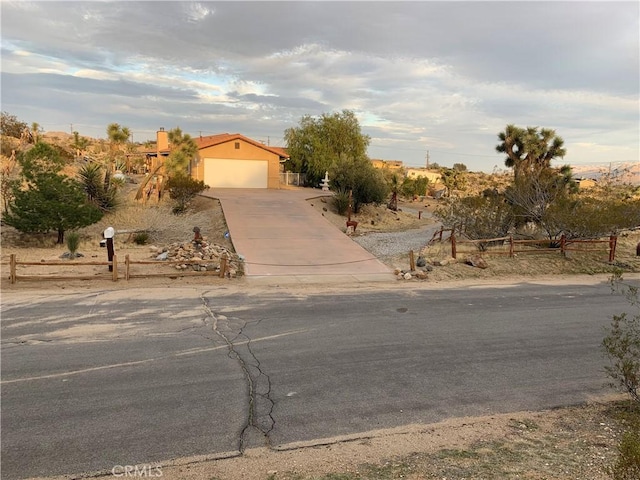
xmin=195 ymin=133 xmax=289 ymax=158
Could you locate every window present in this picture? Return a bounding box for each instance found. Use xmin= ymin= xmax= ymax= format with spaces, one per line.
xmin=235 ymin=142 xmax=240 ymax=149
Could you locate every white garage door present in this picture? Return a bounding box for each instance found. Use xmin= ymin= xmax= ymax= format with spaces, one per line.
xmin=203 ymin=158 xmax=268 ymax=188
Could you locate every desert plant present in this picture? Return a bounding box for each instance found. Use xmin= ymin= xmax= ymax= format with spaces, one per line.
xmin=603 ymin=272 xmax=640 ymax=404
xmin=165 ymin=174 xmax=208 ymax=214
xmin=332 ymin=189 xmax=350 ymax=216
xmin=66 ymin=232 xmax=81 ymax=258
xmin=610 ymin=427 xmax=640 ymax=480
xmin=133 ymin=232 xmax=149 ymax=245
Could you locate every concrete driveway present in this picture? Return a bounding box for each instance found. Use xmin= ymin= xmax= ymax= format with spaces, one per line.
xmin=201 ymin=188 xmax=393 ymax=283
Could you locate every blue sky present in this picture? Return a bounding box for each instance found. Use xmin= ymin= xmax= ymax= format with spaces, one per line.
xmin=1 ymin=1 xmax=638 ymax=172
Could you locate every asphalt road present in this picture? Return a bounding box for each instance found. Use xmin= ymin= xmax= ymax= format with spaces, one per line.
xmin=1 ymin=280 xmax=633 ymax=479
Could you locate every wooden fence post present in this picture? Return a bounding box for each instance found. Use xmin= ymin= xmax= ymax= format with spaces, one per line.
xmin=409 ymin=250 xmax=416 ymax=271
xmin=125 ymin=254 xmax=130 ymax=281
xmin=451 ymin=232 xmax=457 ymax=259
xmin=509 ymin=236 xmax=514 ymax=258
xmin=10 ymin=254 xmax=16 ymax=284
xmin=112 ymin=255 xmax=118 ymax=281
xmin=560 ymin=235 xmax=566 ymax=257
xmin=609 ymin=235 xmax=617 ymax=263
xmin=219 ymin=257 xmax=227 ymax=278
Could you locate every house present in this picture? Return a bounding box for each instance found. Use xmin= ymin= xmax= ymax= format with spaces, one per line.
xmin=575 ymin=177 xmax=597 ymax=190
xmin=146 ymin=128 xmax=289 ymax=189
xmin=405 ymin=167 xmax=442 ymax=184
xmin=371 ymin=159 xmax=404 ymax=171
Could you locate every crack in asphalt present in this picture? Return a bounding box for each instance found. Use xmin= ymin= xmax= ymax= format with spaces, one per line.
xmin=200 ymin=294 xmax=275 ymax=454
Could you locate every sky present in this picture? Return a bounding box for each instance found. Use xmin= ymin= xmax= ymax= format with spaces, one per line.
xmin=1 ymin=1 xmax=638 ymax=172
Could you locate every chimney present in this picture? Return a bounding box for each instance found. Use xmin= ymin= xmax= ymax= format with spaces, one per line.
xmin=157 ymin=127 xmax=169 ymax=152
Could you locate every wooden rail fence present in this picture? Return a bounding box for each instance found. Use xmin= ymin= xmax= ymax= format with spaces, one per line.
xmin=429 ymin=229 xmax=617 ymax=262
xmin=5 ymin=254 xmax=231 ymax=284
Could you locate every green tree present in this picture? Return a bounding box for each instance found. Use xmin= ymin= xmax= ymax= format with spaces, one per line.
xmin=18 ymin=142 xmax=66 ymax=181
xmin=330 ymin=155 xmax=388 ymax=213
xmin=5 ymin=172 xmax=103 ymax=243
xmin=284 ymin=110 xmax=370 ymax=186
xmin=30 ymin=122 xmax=42 ymax=143
xmin=5 ymin=141 xmax=103 ymax=243
xmin=496 ymin=125 xmax=566 ymax=181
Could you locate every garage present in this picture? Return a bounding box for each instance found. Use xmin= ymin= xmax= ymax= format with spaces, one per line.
xmin=203 ymin=158 xmax=269 ymax=189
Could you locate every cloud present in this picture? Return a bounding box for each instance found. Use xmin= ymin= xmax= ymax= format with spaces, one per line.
xmin=0 ymin=1 xmax=637 ymax=170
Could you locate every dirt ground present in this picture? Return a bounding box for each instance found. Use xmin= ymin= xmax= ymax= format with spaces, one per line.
xmin=3 ymin=188 xmax=640 ymax=480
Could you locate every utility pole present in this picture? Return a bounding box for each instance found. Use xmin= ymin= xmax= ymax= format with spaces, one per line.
xmin=425 ymin=150 xmax=430 ymax=169
xmin=70 ymin=123 xmax=73 ymax=135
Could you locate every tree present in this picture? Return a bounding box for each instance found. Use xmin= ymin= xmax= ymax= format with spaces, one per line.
xmin=0 ymin=112 xmax=28 ymax=139
xmin=330 ymin=154 xmax=388 ymax=213
xmin=72 ymin=131 xmax=90 ymax=158
xmin=496 ymin=125 xmax=566 ymax=181
xmin=439 ymin=167 xmax=467 ymax=197
xmin=30 ymin=122 xmax=42 ymax=143
xmin=5 ymin=171 xmax=103 ymax=244
xmin=453 ymin=163 xmax=467 ymax=172
xmin=165 ymin=127 xmax=198 ymax=176
xmin=284 ymin=110 xmax=370 ymax=186
xmin=5 ymin=141 xmax=103 ymax=243
xmin=106 ymin=123 xmax=131 ymax=169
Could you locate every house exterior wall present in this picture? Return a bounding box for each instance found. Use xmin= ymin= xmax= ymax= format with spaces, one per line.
xmin=406 ymin=168 xmax=442 ymax=183
xmin=192 ymin=138 xmax=281 ymax=189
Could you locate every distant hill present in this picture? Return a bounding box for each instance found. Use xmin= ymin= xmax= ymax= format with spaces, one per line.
xmin=570 ymin=162 xmax=640 ymax=185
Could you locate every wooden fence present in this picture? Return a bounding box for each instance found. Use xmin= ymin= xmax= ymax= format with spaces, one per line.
xmin=429 ymin=229 xmax=618 ymax=262
xmin=5 ymin=254 xmax=231 ymax=284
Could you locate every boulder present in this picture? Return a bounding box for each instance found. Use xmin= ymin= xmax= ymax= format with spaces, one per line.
xmin=465 ymin=255 xmax=489 ymax=269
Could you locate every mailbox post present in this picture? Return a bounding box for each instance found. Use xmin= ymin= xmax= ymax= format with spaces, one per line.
xmin=104 ymin=227 xmax=115 ymax=272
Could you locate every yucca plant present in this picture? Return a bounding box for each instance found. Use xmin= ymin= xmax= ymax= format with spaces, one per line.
xmin=66 ymin=232 xmax=81 ymax=259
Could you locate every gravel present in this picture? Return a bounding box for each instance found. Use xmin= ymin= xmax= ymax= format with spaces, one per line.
xmin=352 ymin=223 xmax=442 ymax=258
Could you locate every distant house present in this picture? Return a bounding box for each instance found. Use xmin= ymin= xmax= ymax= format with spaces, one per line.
xmin=371 ymin=159 xmax=404 ymax=171
xmin=405 ymin=167 xmax=442 ymax=184
xmin=146 ymin=129 xmax=289 ymax=189
xmin=575 ymin=177 xmax=597 ymax=190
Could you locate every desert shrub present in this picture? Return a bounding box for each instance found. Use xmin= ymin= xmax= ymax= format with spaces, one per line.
xmin=166 ymin=174 xmax=208 ymax=215
xmin=133 ymin=232 xmax=149 ymax=245
xmin=332 ymin=189 xmax=350 ymax=215
xmin=434 ymin=194 xmax=514 ymax=250
xmin=66 ymin=232 xmax=80 ymax=258
xmin=603 ymin=273 xmax=640 ymax=404
xmin=610 ymin=428 xmax=640 ymax=480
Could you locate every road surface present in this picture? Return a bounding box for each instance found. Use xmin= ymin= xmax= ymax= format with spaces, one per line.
xmin=1 ymin=279 xmax=632 ymax=478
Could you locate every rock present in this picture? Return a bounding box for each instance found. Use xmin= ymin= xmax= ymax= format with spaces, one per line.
xmin=403 ymin=272 xmax=412 ymax=280
xmin=394 ymin=268 xmax=402 ymax=275
xmin=415 ymin=270 xmax=428 ymax=280
xmin=416 ymin=256 xmax=426 ymax=267
xmin=423 ymin=263 xmax=434 ymax=272
xmin=465 ymin=255 xmax=489 ymax=269
xmin=156 ymin=252 xmax=168 ymax=260
xmin=149 ymin=245 xmax=159 ymax=252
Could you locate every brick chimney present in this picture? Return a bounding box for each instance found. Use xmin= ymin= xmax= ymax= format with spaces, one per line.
xmin=157 ymin=127 xmax=169 ymax=152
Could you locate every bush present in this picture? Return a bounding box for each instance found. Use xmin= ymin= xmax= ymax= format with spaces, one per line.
xmin=66 ymin=232 xmax=80 ymax=258
xmin=166 ymin=174 xmax=208 ymax=214
xmin=332 ymin=189 xmax=350 ymax=215
xmin=330 ymin=156 xmax=388 ymax=213
xmin=610 ymin=429 xmax=640 ymax=480
xmin=133 ymin=232 xmax=149 ymax=245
